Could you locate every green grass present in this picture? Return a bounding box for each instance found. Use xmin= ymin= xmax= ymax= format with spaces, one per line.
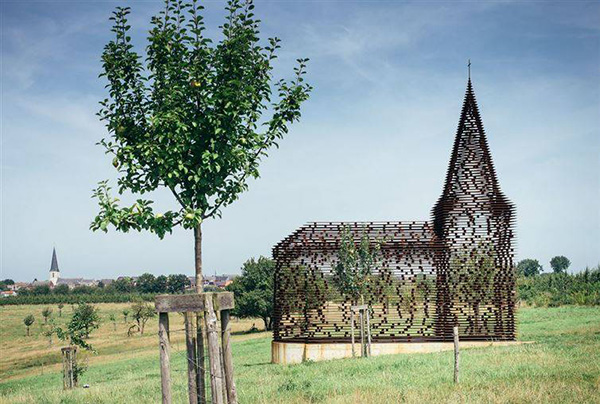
xmin=1 ymin=306 xmax=599 ymax=403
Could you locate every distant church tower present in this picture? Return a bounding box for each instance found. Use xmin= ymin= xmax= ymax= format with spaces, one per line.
xmin=49 ymin=248 xmax=60 ymax=286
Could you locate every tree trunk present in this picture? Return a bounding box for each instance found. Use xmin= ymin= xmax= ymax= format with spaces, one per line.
xmin=26 ymin=326 xmax=30 ymax=337
xmin=195 ymin=224 xmax=203 ymax=294
xmin=263 ymin=317 xmax=269 ymax=331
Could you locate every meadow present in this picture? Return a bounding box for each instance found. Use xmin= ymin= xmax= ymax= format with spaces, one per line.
xmin=0 ymin=304 xmax=599 ymax=403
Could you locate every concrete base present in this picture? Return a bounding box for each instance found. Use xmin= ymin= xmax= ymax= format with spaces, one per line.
xmin=271 ymin=340 xmax=531 ymax=364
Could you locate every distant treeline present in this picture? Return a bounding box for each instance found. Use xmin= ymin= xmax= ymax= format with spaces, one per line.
xmin=0 ymin=273 xmax=193 ymax=306
xmin=0 ymin=293 xmax=155 ymax=306
xmin=517 ymin=266 xmax=600 ymax=307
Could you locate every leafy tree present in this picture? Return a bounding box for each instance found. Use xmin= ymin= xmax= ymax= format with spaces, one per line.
xmin=23 ymin=314 xmax=35 ymax=336
xmin=517 ymin=259 xmax=543 ymax=277
xmin=136 ymin=273 xmax=157 ymax=294
xmin=550 ymin=256 xmax=571 ymax=274
xmin=167 ymin=274 xmax=190 ymax=294
xmin=129 ymin=301 xmax=156 ymax=335
xmin=331 ymin=227 xmax=381 ymax=305
xmin=122 ymin=309 xmax=130 ymax=323
xmin=449 ymin=244 xmax=496 ymax=333
xmin=68 ymin=303 xmax=100 ymax=340
xmin=42 ymin=307 xmax=53 ymax=324
xmin=227 ymin=257 xmax=274 ymax=330
xmin=58 ymin=303 xmax=65 ymax=317
xmin=90 ymin=0 xmax=311 ymax=293
xmin=3 ymin=279 xmax=14 ymax=285
xmin=110 ymin=277 xmax=135 ymax=293
xmin=54 ymin=284 xmax=70 ymax=295
xmin=155 ymin=275 xmax=168 ymax=293
xmin=32 ymin=285 xmax=51 ymax=295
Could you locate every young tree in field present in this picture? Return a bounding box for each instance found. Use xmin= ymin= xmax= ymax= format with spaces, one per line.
xmin=226 ymin=256 xmax=274 ymax=330
xmin=58 ymin=303 xmax=65 ymax=317
xmin=331 ymin=227 xmax=381 ymax=357
xmin=332 ymin=227 xmax=381 ymax=306
xmin=69 ymin=303 xmax=100 ymax=340
xmin=129 ymin=301 xmax=156 ymax=335
xmin=42 ymin=307 xmax=53 ymax=324
xmin=23 ymin=314 xmax=35 ymax=336
xmin=517 ymin=259 xmax=542 ymax=277
xmin=91 ymin=0 xmax=311 ymax=295
xmin=122 ymin=308 xmax=130 ymax=323
xmin=550 ymin=256 xmax=571 ymax=274
xmin=109 ymin=313 xmax=117 ymax=331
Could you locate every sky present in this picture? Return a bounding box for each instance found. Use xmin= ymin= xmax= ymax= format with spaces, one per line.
xmin=1 ymin=0 xmax=599 ymax=282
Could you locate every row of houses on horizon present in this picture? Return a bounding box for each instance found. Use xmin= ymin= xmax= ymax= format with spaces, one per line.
xmin=1 ymin=248 xmax=235 ymax=297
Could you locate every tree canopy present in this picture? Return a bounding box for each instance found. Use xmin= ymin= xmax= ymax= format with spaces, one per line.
xmin=517 ymin=259 xmax=543 ymax=277
xmin=227 ymin=256 xmax=274 ymax=330
xmin=91 ymin=0 xmax=311 ymax=239
xmin=550 ymin=256 xmax=571 ymax=274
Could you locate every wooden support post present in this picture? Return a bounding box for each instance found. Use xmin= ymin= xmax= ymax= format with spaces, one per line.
xmin=196 ymin=313 xmax=206 ymax=404
xmin=158 ymin=313 xmax=172 ymax=404
xmin=221 ymin=310 xmax=238 ymax=404
xmin=453 ymin=326 xmax=459 ymax=384
xmin=61 ymin=346 xmax=77 ymax=390
xmin=365 ymin=308 xmax=372 ymax=358
xmin=185 ymin=313 xmax=199 ymax=404
xmin=350 ymin=309 xmax=356 ymax=358
xmin=204 ymin=295 xmax=224 ymax=404
xmin=359 ymin=310 xmax=365 ymax=358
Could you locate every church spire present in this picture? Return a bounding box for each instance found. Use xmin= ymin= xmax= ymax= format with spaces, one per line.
xmin=432 ymin=75 xmax=513 ymax=238
xmin=50 ymin=248 xmax=59 ymax=272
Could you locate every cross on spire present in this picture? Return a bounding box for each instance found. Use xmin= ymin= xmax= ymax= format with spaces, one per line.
xmin=468 ymin=59 xmax=471 ymax=80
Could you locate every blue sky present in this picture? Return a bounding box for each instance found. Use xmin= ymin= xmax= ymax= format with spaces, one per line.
xmin=1 ymin=1 xmax=599 ymax=282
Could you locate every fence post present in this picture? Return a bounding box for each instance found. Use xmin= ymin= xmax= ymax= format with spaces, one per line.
xmin=184 ymin=312 xmax=199 ymax=404
xmin=453 ymin=326 xmax=459 ymax=384
xmin=204 ymin=295 xmax=224 ymax=404
xmin=158 ymin=312 xmax=172 ymax=404
xmin=221 ymin=309 xmax=238 ymax=404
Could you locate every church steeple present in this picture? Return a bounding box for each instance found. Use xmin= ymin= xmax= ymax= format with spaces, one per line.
xmin=50 ymin=248 xmax=59 ymax=272
xmin=49 ymin=248 xmax=60 ymax=286
xmin=432 ymin=76 xmax=513 ymax=238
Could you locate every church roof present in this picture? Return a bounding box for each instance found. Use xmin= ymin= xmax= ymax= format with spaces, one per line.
xmin=50 ymin=248 xmax=59 ymax=272
xmin=273 ymin=221 xmax=439 ymax=259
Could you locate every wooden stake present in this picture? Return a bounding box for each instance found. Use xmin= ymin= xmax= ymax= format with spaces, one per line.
xmin=158 ymin=313 xmax=172 ymax=404
xmin=204 ymin=295 xmax=224 ymax=404
xmin=350 ymin=309 xmax=355 ymax=358
xmin=453 ymin=326 xmax=459 ymax=384
xmin=365 ymin=308 xmax=372 ymax=358
xmin=359 ymin=310 xmax=365 ymax=358
xmin=196 ymin=313 xmax=206 ymax=404
xmin=220 ymin=310 xmax=238 ymax=404
xmin=185 ymin=313 xmax=199 ymax=404
xmin=61 ymin=346 xmax=77 ymax=390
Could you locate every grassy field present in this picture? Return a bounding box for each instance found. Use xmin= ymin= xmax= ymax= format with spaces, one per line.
xmin=0 ymin=305 xmax=599 ymax=403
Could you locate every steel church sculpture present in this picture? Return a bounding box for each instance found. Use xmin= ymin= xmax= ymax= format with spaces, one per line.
xmin=272 ymin=76 xmax=516 ymax=346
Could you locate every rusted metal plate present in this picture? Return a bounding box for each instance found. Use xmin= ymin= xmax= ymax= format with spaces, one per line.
xmin=155 ymin=292 xmax=234 ymax=313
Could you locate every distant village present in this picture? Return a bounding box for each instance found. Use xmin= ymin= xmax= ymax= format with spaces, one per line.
xmin=0 ymin=248 xmax=235 ymax=297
